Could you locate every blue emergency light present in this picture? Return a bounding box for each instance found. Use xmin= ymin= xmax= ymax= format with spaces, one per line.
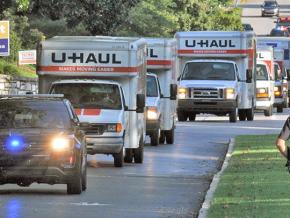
xmin=4 ymin=135 xmax=26 ymax=152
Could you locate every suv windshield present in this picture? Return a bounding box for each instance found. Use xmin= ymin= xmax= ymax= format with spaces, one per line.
xmin=51 ymin=83 xmax=122 ymax=110
xmin=256 ymin=64 xmax=269 ymax=80
xmin=264 ymin=1 xmax=277 ymax=7
xmin=146 ymin=76 xmax=158 ymax=97
xmin=0 ymin=100 xmax=71 ymax=129
xmin=181 ymin=62 xmax=235 ymax=81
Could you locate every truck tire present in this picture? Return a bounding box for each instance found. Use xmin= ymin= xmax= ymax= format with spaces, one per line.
xmin=238 ymin=110 xmax=246 ymax=121
xmin=159 ymin=131 xmax=165 ymax=144
xmin=165 ymin=128 xmax=174 ymax=144
xmin=134 ymin=138 xmax=144 ymax=163
xmin=82 ymin=156 xmax=87 ymax=191
xmin=124 ymin=148 xmax=133 ymax=163
xmin=177 ymin=111 xmax=187 ymax=121
xmin=277 ymin=105 xmax=283 ymax=113
xmin=67 ymin=166 xmax=82 ymax=194
xmin=188 ymin=114 xmax=196 ymax=121
xmin=150 ymin=129 xmax=160 ymax=146
xmin=113 ymin=148 xmax=124 ymax=167
xmin=229 ymin=108 xmax=237 ymax=123
xmin=264 ymin=106 xmax=273 ymax=117
xmin=246 ymin=107 xmax=254 ymax=121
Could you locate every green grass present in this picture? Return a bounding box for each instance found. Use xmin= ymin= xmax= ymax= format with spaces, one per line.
xmin=208 ymin=135 xmax=290 ymax=218
xmin=0 ymin=59 xmax=37 ymax=78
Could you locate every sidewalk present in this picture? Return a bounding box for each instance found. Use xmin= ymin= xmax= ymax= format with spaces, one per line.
xmin=203 ymin=134 xmax=290 ymax=218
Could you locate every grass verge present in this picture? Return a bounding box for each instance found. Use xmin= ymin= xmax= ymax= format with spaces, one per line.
xmin=0 ymin=59 xmax=37 ymax=78
xmin=207 ymin=134 xmax=290 ymax=218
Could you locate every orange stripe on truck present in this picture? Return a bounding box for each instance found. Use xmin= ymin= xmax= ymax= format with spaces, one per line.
xmin=147 ymin=60 xmax=172 ymax=66
xmin=177 ymin=49 xmax=253 ymax=55
xmin=38 ymin=66 xmax=141 ymax=73
xmin=74 ymin=108 xmax=101 ymax=116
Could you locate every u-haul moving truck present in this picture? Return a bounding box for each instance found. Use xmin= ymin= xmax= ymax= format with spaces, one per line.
xmin=256 ymin=46 xmax=275 ymax=116
xmin=257 ymin=37 xmax=290 ymax=106
xmin=145 ymin=38 xmax=177 ymax=146
xmin=37 ymin=36 xmax=147 ymax=167
xmin=175 ymin=31 xmax=256 ymax=122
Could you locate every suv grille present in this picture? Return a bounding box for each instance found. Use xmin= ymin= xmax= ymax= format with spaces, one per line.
xmin=192 ymin=88 xmax=223 ymax=99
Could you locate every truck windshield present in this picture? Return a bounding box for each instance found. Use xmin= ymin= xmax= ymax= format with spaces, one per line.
xmin=256 ymin=64 xmax=269 ymax=80
xmin=146 ymin=76 xmax=158 ymax=97
xmin=181 ymin=62 xmax=235 ymax=81
xmin=0 ymin=100 xmax=71 ymax=129
xmin=51 ymin=83 xmax=122 ymax=110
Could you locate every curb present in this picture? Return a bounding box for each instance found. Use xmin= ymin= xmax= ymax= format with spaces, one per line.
xmin=198 ymin=138 xmax=235 ymax=218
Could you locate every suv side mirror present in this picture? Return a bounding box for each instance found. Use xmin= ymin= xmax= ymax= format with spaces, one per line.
xmin=136 ymin=94 xmax=145 ymax=113
xmin=246 ymin=69 xmax=252 ymax=83
xmin=170 ymin=84 xmax=177 ymax=100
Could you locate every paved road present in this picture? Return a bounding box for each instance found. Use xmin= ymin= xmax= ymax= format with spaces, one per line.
xmin=239 ymin=0 xmax=290 ymax=36
xmin=0 ymin=110 xmax=287 ymax=218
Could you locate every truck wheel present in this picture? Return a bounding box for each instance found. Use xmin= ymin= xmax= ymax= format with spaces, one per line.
xmin=177 ymin=111 xmax=187 ymax=121
xmin=229 ymin=108 xmax=237 ymax=123
xmin=82 ymin=156 xmax=87 ymax=191
xmin=188 ymin=114 xmax=196 ymax=121
xmin=277 ymin=105 xmax=283 ymax=113
xmin=67 ymin=166 xmax=82 ymax=194
xmin=264 ymin=106 xmax=273 ymax=117
xmin=124 ymin=148 xmax=133 ymax=163
xmin=165 ymin=128 xmax=174 ymax=144
xmin=238 ymin=110 xmax=246 ymax=121
xmin=134 ymin=138 xmax=144 ymax=163
xmin=150 ymin=129 xmax=160 ymax=146
xmin=159 ymin=131 xmax=165 ymax=144
xmin=246 ymin=107 xmax=254 ymax=121
xmin=113 ymin=148 xmax=124 ymax=167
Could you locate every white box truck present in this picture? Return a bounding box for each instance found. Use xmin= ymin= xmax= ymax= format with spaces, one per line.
xmin=257 ymin=37 xmax=290 ymax=106
xmin=37 ymin=36 xmax=147 ymax=167
xmin=145 ymin=38 xmax=177 ymax=146
xmin=175 ymin=31 xmax=256 ymax=122
xmin=256 ymin=46 xmax=275 ymax=116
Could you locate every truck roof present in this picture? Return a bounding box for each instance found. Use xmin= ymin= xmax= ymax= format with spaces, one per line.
xmin=145 ymin=38 xmax=176 ymax=47
xmin=184 ymin=59 xmax=237 ymax=64
xmin=175 ymin=31 xmax=255 ymax=38
xmin=42 ymin=36 xmax=146 ymax=51
xmin=51 ymin=79 xmax=121 ymax=86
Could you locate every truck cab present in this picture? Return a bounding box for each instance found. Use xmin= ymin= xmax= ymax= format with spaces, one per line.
xmin=50 ymin=80 xmax=126 ymax=167
xmin=146 ymin=73 xmax=162 ymax=146
xmin=255 ymin=61 xmax=275 ymax=116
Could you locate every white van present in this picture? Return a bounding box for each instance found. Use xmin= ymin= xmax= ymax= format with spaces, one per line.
xmin=37 ymin=36 xmax=147 ymax=167
xmin=175 ymin=31 xmax=257 ymax=122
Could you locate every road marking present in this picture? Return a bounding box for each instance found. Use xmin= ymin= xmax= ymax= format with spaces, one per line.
xmin=177 ymin=123 xmax=281 ymax=130
xmin=70 ymin=202 xmax=111 ymax=206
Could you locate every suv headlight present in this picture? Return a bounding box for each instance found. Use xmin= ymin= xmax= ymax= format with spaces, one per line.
xmin=256 ymin=88 xmax=269 ymax=98
xmin=51 ymin=136 xmax=71 ymax=152
xmin=274 ymin=86 xmax=282 ymax=97
xmin=178 ymin=87 xmax=188 ymax=99
xmin=225 ymin=88 xmax=235 ymax=99
xmin=147 ymin=107 xmax=158 ymax=120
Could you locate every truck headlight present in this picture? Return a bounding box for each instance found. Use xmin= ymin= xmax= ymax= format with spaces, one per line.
xmin=107 ymin=123 xmax=122 ymax=133
xmin=51 ymin=136 xmax=71 ymax=152
xmin=225 ymin=88 xmax=235 ymax=99
xmin=274 ymin=86 xmax=282 ymax=97
xmin=147 ymin=107 xmax=158 ymax=120
xmin=178 ymin=87 xmax=188 ymax=99
xmin=256 ymin=88 xmax=269 ymax=98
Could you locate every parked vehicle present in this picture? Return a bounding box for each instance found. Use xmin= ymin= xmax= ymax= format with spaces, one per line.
xmin=175 ymin=31 xmax=257 ymax=122
xmin=37 ymin=36 xmax=147 ymax=166
xmin=261 ymin=0 xmax=279 ymax=17
xmin=145 ymin=38 xmax=177 ymax=145
xmin=256 ymin=47 xmax=275 ymax=116
xmin=274 ymin=62 xmax=285 ymax=112
xmin=242 ymin=23 xmax=254 ymax=31
xmin=275 ymin=16 xmax=290 ymax=32
xmin=269 ymin=28 xmax=289 ymax=37
xmin=0 ymin=95 xmax=87 ymax=194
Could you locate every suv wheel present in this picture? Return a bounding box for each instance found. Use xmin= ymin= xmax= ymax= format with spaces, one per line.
xmin=124 ymin=148 xmax=133 ymax=163
xmin=114 ymin=148 xmax=124 ymax=167
xmin=165 ymin=128 xmax=175 ymax=144
xmin=277 ymin=105 xmax=283 ymax=113
xmin=151 ymin=129 xmax=160 ymax=146
xmin=177 ymin=111 xmax=187 ymax=121
xmin=134 ymin=138 xmax=144 ymax=163
xmin=229 ymin=108 xmax=237 ymax=123
xmin=67 ymin=167 xmax=82 ymax=194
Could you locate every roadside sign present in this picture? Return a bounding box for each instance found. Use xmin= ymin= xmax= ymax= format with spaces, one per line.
xmin=0 ymin=21 xmax=9 ymax=56
xmin=18 ymin=50 xmax=36 ymax=65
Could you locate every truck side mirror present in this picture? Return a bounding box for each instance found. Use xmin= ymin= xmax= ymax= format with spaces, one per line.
xmin=170 ymin=84 xmax=177 ymax=100
xmin=124 ymin=105 xmax=129 ymax=111
xmin=136 ymin=94 xmax=145 ymax=113
xmin=246 ymin=69 xmax=252 ymax=83
xmin=287 ymin=70 xmax=290 ymax=80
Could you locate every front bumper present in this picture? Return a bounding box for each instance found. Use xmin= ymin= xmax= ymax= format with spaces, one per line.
xmin=274 ymin=97 xmax=284 ymax=107
xmin=146 ymin=119 xmax=160 ymax=136
xmin=177 ymin=99 xmax=237 ymax=113
xmin=86 ymin=136 xmax=123 ymax=155
xmin=262 ymin=9 xmax=278 ymax=15
xmin=256 ymin=99 xmax=271 ymax=110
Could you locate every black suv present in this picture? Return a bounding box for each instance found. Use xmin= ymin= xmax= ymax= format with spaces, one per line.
xmin=0 ymin=95 xmax=87 ymax=194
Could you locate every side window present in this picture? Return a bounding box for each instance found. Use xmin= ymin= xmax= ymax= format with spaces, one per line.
xmin=235 ymin=64 xmax=240 ymax=80
xmin=156 ymin=77 xmax=162 ymax=97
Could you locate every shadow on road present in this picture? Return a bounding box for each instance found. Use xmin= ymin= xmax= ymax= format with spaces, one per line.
xmin=0 ymin=188 xmax=67 ymax=195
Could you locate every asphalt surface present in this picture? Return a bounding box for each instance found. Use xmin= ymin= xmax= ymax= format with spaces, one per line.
xmin=0 ymin=110 xmax=288 ymax=218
